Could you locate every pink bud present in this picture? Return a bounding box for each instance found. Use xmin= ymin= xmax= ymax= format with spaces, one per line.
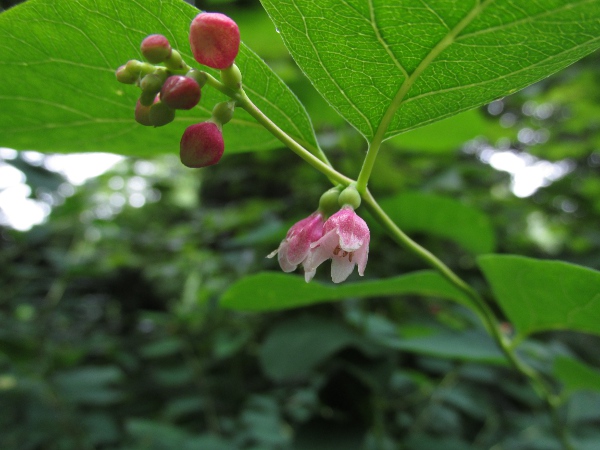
xmin=180 ymin=122 xmax=224 ymax=168
xmin=135 ymin=98 xmax=153 ymax=126
xmin=189 ymin=12 xmax=240 ymax=69
xmin=140 ymin=34 xmax=172 ymax=64
xmin=160 ymin=75 xmax=201 ymax=110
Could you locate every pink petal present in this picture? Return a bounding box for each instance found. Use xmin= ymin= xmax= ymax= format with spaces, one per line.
xmin=303 ymin=229 xmax=338 ymax=277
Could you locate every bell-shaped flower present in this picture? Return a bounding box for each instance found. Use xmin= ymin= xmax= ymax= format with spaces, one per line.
xmin=268 ymin=212 xmax=325 ymax=272
xmin=304 ymin=206 xmax=369 ymax=283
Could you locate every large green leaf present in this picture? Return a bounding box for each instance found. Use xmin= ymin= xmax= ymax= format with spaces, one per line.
xmin=220 ymin=270 xmax=472 ymax=311
xmin=379 ymin=192 xmax=496 ymax=254
xmin=478 ymin=255 xmax=600 ymax=337
xmin=260 ymin=0 xmax=600 ymax=141
xmin=0 ymin=0 xmax=318 ymax=156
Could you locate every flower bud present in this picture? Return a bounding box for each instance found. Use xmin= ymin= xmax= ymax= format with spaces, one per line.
xmin=180 ymin=122 xmax=224 ymax=168
xmin=189 ymin=12 xmax=240 ymax=69
xmin=160 ymin=75 xmax=201 ymax=110
xmin=186 ymin=69 xmax=208 ymax=88
xmin=140 ymin=34 xmax=172 ymax=64
xmin=164 ymin=49 xmax=185 ymax=71
xmin=135 ymin=99 xmax=153 ymax=126
xmin=338 ymin=185 xmax=361 ymax=209
xmin=211 ymin=101 xmax=235 ymax=126
xmin=149 ymin=100 xmax=175 ymax=127
xmin=140 ymin=73 xmax=164 ymax=95
xmin=319 ymin=187 xmax=342 ymax=216
xmin=115 ymin=65 xmax=137 ymax=84
xmin=125 ymin=59 xmax=154 ymax=79
xmin=139 ymin=88 xmax=158 ymax=107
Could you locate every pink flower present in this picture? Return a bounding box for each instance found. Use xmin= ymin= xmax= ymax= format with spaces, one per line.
xmin=268 ymin=212 xmax=325 ymax=272
xmin=304 ymin=206 xmax=369 ymax=283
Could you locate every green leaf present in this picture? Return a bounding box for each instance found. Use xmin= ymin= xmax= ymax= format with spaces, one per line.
xmin=379 ymin=192 xmax=496 ymax=254
xmin=387 ymin=109 xmax=491 ymax=153
xmin=478 ymin=255 xmax=600 ymax=337
xmin=220 ymin=270 xmax=472 ymax=311
xmin=0 ymin=0 xmax=318 ymax=156
xmin=261 ymin=0 xmax=600 ymax=141
xmin=553 ymin=356 xmax=600 ymax=395
xmin=372 ymin=329 xmax=507 ymax=365
xmin=259 ymin=316 xmax=380 ymax=381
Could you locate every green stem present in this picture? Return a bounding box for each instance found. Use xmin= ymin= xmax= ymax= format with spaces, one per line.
xmin=202 ymin=73 xmax=338 ymax=179
xmin=213 ymin=75 xmax=572 ymax=448
xmin=362 ymin=189 xmax=573 ymax=449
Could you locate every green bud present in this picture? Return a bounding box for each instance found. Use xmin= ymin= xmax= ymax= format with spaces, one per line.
xmin=319 ymin=187 xmax=342 ymax=216
xmin=220 ymin=63 xmax=242 ymax=90
xmin=164 ymin=49 xmax=185 ymax=71
xmin=149 ymin=101 xmax=175 ymax=127
xmin=140 ymin=73 xmax=163 ymax=96
xmin=186 ymin=69 xmax=208 ymax=89
xmin=125 ymin=59 xmax=143 ymax=77
xmin=115 ymin=65 xmax=137 ymax=84
xmin=139 ymin=89 xmax=158 ymax=107
xmin=211 ymin=101 xmax=235 ymax=126
xmin=338 ymin=185 xmax=361 ymax=209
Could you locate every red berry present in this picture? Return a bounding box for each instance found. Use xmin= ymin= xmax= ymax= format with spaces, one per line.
xmin=180 ymin=122 xmax=224 ymax=168
xmin=141 ymin=34 xmax=172 ymax=64
xmin=160 ymin=75 xmax=201 ymax=110
xmin=189 ymin=13 xmax=240 ymax=70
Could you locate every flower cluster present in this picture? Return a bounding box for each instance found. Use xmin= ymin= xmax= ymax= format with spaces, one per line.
xmin=115 ymin=12 xmax=241 ymax=168
xmin=269 ymin=188 xmax=370 ymax=283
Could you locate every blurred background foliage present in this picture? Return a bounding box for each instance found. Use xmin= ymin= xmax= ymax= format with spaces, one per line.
xmin=1 ymin=0 xmax=600 ymax=449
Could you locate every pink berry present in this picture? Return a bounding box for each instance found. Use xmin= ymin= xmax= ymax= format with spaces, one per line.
xmin=189 ymin=12 xmax=240 ymax=69
xmin=180 ymin=122 xmax=224 ymax=168
xmin=141 ymin=34 xmax=172 ymax=64
xmin=135 ymin=99 xmax=153 ymax=126
xmin=160 ymin=75 xmax=201 ymax=110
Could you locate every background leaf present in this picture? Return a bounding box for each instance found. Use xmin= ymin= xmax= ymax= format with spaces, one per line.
xmin=379 ymin=192 xmax=496 ymax=254
xmin=260 ymin=0 xmax=600 ymax=140
xmin=478 ymin=255 xmax=600 ymax=337
xmin=0 ymin=0 xmax=318 ymax=156
xmin=220 ymin=270 xmax=472 ymax=311
xmin=553 ymin=356 xmax=600 ymax=395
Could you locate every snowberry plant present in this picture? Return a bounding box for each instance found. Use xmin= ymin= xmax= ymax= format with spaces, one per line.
xmin=1 ymin=1 xmax=600 ymax=448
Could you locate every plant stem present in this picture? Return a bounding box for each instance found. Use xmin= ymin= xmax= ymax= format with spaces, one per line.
xmin=361 ymin=189 xmax=573 ymax=450
xmin=202 ymin=73 xmax=339 ymax=179
xmin=230 ymin=81 xmax=573 ymax=449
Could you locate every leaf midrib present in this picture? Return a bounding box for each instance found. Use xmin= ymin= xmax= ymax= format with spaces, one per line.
xmin=371 ymin=0 xmax=494 ymax=144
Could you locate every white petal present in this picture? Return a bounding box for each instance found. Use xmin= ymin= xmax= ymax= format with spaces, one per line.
xmin=330 ymin=257 xmax=356 ymax=283
xmin=355 ymin=245 xmax=369 ymax=276
xmin=304 ymin=268 xmax=316 ymax=282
